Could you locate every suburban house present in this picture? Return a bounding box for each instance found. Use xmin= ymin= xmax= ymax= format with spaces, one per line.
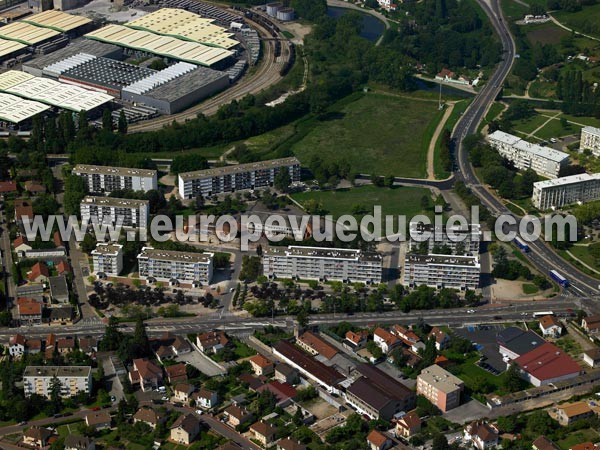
xmin=13 ymin=236 xmax=32 ymax=257
xmin=582 ymin=348 xmax=600 ymax=368
xmin=64 ymin=434 xmax=95 ymax=450
xmin=569 ymin=443 xmax=600 ymax=450
xmin=373 ymin=327 xmax=401 ymax=354
xmin=274 ymin=363 xmax=299 ymax=384
xmin=582 ymin=315 xmax=600 ymax=334
xmin=556 ymin=402 xmax=595 ymax=426
xmin=394 ymin=411 xmax=421 ymax=438
xmin=367 ymin=430 xmax=393 ymax=450
xmin=17 ymin=299 xmax=43 ymax=326
xmin=532 ymin=436 xmax=560 ymax=450
xmin=249 ymin=354 xmax=274 ymax=376
xmin=391 ymin=324 xmax=423 ymax=350
xmin=170 ymin=414 xmax=201 ymax=445
xmin=296 ymin=331 xmax=338 ymax=359
xmin=428 ymin=327 xmax=450 ymax=350
xmin=23 ymin=427 xmax=53 ymax=448
xmin=277 ymin=438 xmax=307 ymax=450
xmin=173 ymin=383 xmax=195 ymax=403
xmin=9 ymin=334 xmax=26 ymax=357
xmin=343 ymin=330 xmax=369 ymax=352
xmin=223 ymin=405 xmax=253 ymax=428
xmin=250 ymin=421 xmax=278 ymax=448
xmin=196 ymin=330 xmax=229 ymax=353
xmin=165 ymin=363 xmax=188 ymax=384
xmin=85 ymin=411 xmax=112 ymax=431
xmin=133 ymin=407 xmax=166 ymax=429
xmin=78 ymin=337 xmax=98 ymax=356
xmin=194 ymin=388 xmax=218 ymax=409
xmin=257 ymin=381 xmax=297 ymax=406
xmin=463 ymin=421 xmax=499 ymax=450
xmin=539 ymin=316 xmax=562 ymax=338
xmin=57 ymin=337 xmax=76 ymax=355
xmin=28 ymin=262 xmax=50 ymax=283
xmin=129 ymin=358 xmax=163 ymax=392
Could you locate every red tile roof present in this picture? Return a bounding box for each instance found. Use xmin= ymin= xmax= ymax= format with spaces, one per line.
xmin=249 ymin=354 xmax=273 ymax=368
xmin=367 ymin=430 xmax=389 ymax=447
xmin=345 ymin=330 xmax=368 ymax=345
xmin=514 ymin=342 xmax=581 ymax=382
xmin=53 ymin=231 xmax=64 ymax=248
xmin=374 ymin=327 xmax=400 ymax=347
xmin=0 ymin=180 xmax=17 ymax=193
xmin=539 ymin=315 xmax=560 ymax=329
xmin=14 ymin=198 xmax=33 ymax=221
xmin=257 ymin=381 xmax=297 ymax=402
xmin=57 ymin=260 xmax=70 ymax=274
xmin=28 ymin=262 xmax=49 ymax=282
xmin=570 ymin=443 xmax=600 ymax=450
xmin=10 ymin=334 xmax=26 ymax=346
xmin=297 ymin=331 xmax=338 ymax=359
xmin=13 ymin=235 xmax=29 ymax=248
xmin=18 ymin=300 xmax=42 ymax=315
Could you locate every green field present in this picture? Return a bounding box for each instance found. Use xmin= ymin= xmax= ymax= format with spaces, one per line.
xmin=511 ymin=114 xmax=550 ymax=135
xmin=528 ymin=79 xmax=558 ymax=99
xmin=291 ymin=185 xmax=435 ymax=235
xmin=501 ymin=0 xmax=528 ymax=20
xmin=510 ymin=109 xmax=598 ymax=142
xmin=557 ymin=429 xmax=600 ymax=450
xmin=553 ymin=3 xmax=600 ymax=40
xmin=525 ymin=22 xmax=569 ymax=46
xmin=565 ymin=244 xmax=599 ymax=270
xmin=291 ymin=92 xmax=442 ymax=178
xmin=522 ymin=283 xmax=539 ymax=294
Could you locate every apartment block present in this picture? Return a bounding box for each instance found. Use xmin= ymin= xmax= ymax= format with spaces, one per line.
xmin=532 ymin=173 xmax=600 ymax=209
xmin=178 ymin=157 xmax=301 ymax=199
xmin=263 ymin=245 xmax=383 ymax=284
xmin=73 ymin=164 xmax=158 ymax=194
xmin=80 ymin=196 xmax=149 ymax=229
xmin=137 ymin=247 xmax=213 ymax=284
xmin=408 ymin=221 xmax=481 ymax=255
xmin=487 ymin=130 xmax=569 ymax=179
xmin=403 ymin=253 xmax=480 ymax=290
xmin=417 ymin=364 xmax=464 ymax=412
xmin=91 ymin=243 xmax=123 ymax=276
xmin=581 ymin=126 xmax=600 ymax=156
xmin=23 ymin=366 xmax=92 ymax=398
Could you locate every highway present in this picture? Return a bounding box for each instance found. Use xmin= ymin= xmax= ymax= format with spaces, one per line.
xmin=453 ymin=0 xmax=600 ymax=298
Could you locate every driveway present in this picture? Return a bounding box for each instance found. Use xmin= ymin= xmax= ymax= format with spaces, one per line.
xmin=177 ymin=346 xmax=226 ymax=377
xmin=101 ymin=354 xmax=124 ymax=402
xmin=443 ymin=398 xmax=490 ymax=424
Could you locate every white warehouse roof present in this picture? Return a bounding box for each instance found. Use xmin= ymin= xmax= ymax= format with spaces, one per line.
xmin=0 ymin=92 xmax=50 ymax=123
xmin=123 ymin=61 xmax=197 ymax=95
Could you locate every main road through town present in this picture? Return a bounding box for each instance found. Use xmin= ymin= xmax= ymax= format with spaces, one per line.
xmin=454 ymin=0 xmax=600 ymax=298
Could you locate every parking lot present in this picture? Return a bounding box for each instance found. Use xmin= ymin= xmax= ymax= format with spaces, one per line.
xmin=455 ymin=323 xmax=507 ymax=374
xmin=177 ymin=346 xmax=226 ymax=377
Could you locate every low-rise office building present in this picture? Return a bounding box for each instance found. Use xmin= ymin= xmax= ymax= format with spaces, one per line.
xmin=263 ymin=246 xmax=383 ymax=284
xmin=417 ymin=364 xmax=464 ymax=412
xmin=80 ymin=196 xmax=149 ymax=228
xmin=73 ymin=164 xmax=158 ymax=194
xmin=24 ymin=366 xmax=92 ymax=398
xmin=487 ymin=130 xmax=569 ymax=179
xmin=137 ymin=247 xmax=213 ymax=284
xmin=532 ymin=173 xmax=600 ymax=209
xmin=91 ymin=243 xmax=123 ymax=276
xmin=408 ymin=221 xmax=481 ymax=255
xmin=581 ymin=126 xmax=600 ymax=156
xmin=403 ymin=253 xmax=480 ymax=290
xmin=178 ymin=157 xmax=301 ymax=199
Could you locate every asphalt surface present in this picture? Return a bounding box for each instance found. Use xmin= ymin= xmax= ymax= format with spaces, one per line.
xmin=453 ymin=0 xmax=600 ymax=298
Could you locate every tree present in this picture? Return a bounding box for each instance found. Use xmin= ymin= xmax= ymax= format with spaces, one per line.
xmin=432 ymin=433 xmax=450 ymax=450
xmin=49 ymin=376 xmax=63 ymax=414
xmin=63 ymin=174 xmax=87 ymax=216
xmin=131 ymin=316 xmax=151 ymax=359
xmin=296 ymin=309 xmax=309 ymax=328
xmin=274 ymin=168 xmax=291 ymax=193
xmin=504 ymin=363 xmax=525 ymax=392
xmin=118 ymin=110 xmax=128 ymax=134
xmin=102 ymin=108 xmax=113 ymax=131
xmin=80 ymin=233 xmax=97 ymax=254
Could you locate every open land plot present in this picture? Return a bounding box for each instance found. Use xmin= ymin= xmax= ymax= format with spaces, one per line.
xmin=553 ymin=3 xmax=600 ymax=40
xmin=291 ymin=92 xmax=442 ymax=178
xmin=557 ymin=429 xmax=600 ymax=450
xmin=525 ymin=23 xmax=569 ymax=46
xmin=501 ymin=0 xmax=528 ymax=20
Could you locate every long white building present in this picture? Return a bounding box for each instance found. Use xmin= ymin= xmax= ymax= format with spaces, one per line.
xmin=91 ymin=243 xmax=123 ymax=276
xmin=532 ymin=173 xmax=600 ymax=209
xmin=24 ymin=366 xmax=92 ymax=398
xmin=80 ymin=196 xmax=150 ymax=229
xmin=408 ymin=222 xmax=481 ymax=255
xmin=137 ymin=247 xmax=213 ymax=284
xmin=581 ymin=126 xmax=600 ymax=157
xmin=73 ymin=164 xmax=158 ymax=194
xmin=403 ymin=253 xmax=480 ymax=290
xmin=487 ymin=130 xmax=569 ymax=179
xmin=178 ymin=157 xmax=301 ymax=199
xmin=263 ymin=245 xmax=383 ymax=284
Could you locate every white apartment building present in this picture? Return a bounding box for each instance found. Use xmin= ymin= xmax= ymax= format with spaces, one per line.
xmin=80 ymin=196 xmax=150 ymax=229
xmin=91 ymin=243 xmax=123 ymax=276
xmin=487 ymin=130 xmax=569 ymax=179
xmin=137 ymin=247 xmax=213 ymax=284
xmin=73 ymin=164 xmax=158 ymax=194
xmin=403 ymin=253 xmax=480 ymax=290
xmin=178 ymin=157 xmax=301 ymax=199
xmin=532 ymin=173 xmax=600 ymax=209
xmin=580 ymin=126 xmax=600 ymax=156
xmin=23 ymin=366 xmax=92 ymax=398
xmin=263 ymin=245 xmax=383 ymax=284
xmin=408 ymin=221 xmax=481 ymax=255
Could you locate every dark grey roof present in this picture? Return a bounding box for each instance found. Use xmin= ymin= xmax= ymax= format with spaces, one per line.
xmin=497 ymin=327 xmax=544 ymax=355
xmin=49 ymin=275 xmax=69 ymax=298
xmin=64 ymin=434 xmax=92 ymax=449
xmin=49 ymin=306 xmax=73 ymax=320
xmin=62 ymin=57 xmax=155 ymax=90
xmin=143 ymin=65 xmax=228 ymax=102
xmin=347 ymin=377 xmax=392 ymax=410
xmin=355 ymin=363 xmax=414 ymax=401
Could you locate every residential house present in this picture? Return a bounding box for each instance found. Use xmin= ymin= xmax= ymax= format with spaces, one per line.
xmin=257 ymin=381 xmax=297 ymax=406
xmin=569 ymin=443 xmax=600 ymax=450
xmin=165 ymin=363 xmax=188 ymax=384
xmin=154 ymin=333 xmax=192 ymax=362
xmin=56 ymin=337 xmax=75 ymax=355
xmin=194 ymin=388 xmax=218 ymax=410
xmin=23 ymin=426 xmax=53 ymax=448
xmin=240 ymin=373 xmax=265 ymax=392
xmin=539 ymin=316 xmax=562 ymax=338
xmin=463 ymin=421 xmax=499 ymax=450
xmin=373 ymin=327 xmax=401 ymax=354
xmin=250 ymin=421 xmax=277 ymax=448
xmin=582 ymin=348 xmax=600 ymax=368
xmin=395 ymin=411 xmax=421 ymax=439
xmin=556 ymin=402 xmax=594 ymax=426
xmin=367 ymin=430 xmax=393 ymax=450
xmin=277 ymin=438 xmax=306 ymax=450
xmin=249 ymin=354 xmax=274 ymax=376
xmin=133 ymin=407 xmax=166 ymax=430
xmin=428 ymin=327 xmax=450 ymax=350
xmin=391 ymin=325 xmax=425 ymax=352
xmin=582 ymin=315 xmax=600 ymax=334
xmin=53 ymin=231 xmax=65 ymax=249
xmin=173 ymin=383 xmax=195 ymax=403
xmin=64 ymin=435 xmax=95 ymax=450
xmin=343 ymin=330 xmax=368 ymax=352
xmin=17 ymin=298 xmax=42 ymax=325
xmin=296 ymin=331 xmax=338 ymax=359
xmin=13 ymin=236 xmax=32 ymax=257
xmin=49 ymin=306 xmax=74 ymax=325
xmin=9 ymin=334 xmax=26 ymax=357
xmin=25 ymin=339 xmax=42 ymax=355
xmin=24 ymin=180 xmax=46 ymax=195
xmin=49 ymin=275 xmax=69 ymax=304
xmin=14 ymin=198 xmax=34 ymax=224
xmin=78 ymin=337 xmax=98 ymax=356
xmin=532 ymin=436 xmax=560 ymax=450
xmin=0 ymin=180 xmax=17 ymax=196
xmin=223 ymin=404 xmax=253 ymax=428
xmin=170 ymin=414 xmax=200 ymax=445
xmin=45 ymin=333 xmax=56 ymax=359
xmin=274 ymin=363 xmax=298 ymax=384
xmin=28 ymin=262 xmax=50 ymax=283
xmin=56 ymin=260 xmax=70 ymax=276
xmin=436 ymin=68 xmax=456 ymax=81
xmin=196 ymin=330 xmax=229 ymax=353
xmin=85 ymin=411 xmax=112 ymax=431
xmin=129 ymin=358 xmax=163 ymax=392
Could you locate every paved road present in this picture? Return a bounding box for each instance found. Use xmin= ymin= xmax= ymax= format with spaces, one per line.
xmin=453 ymin=0 xmax=600 ymax=298
xmin=0 ymin=209 xmax=15 ymax=309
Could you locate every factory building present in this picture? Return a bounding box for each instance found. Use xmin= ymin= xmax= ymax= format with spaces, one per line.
xmin=263 ymin=246 xmax=383 ymax=284
xmin=580 ymin=126 xmax=600 ymax=157
xmin=532 ymin=173 xmax=600 ymax=209
xmin=0 ymin=92 xmax=50 ymax=129
xmin=80 ymin=196 xmax=150 ymax=229
xmin=403 ymin=253 xmax=480 ymax=290
xmin=487 ymin=130 xmax=569 ymax=179
xmin=137 ymin=247 xmax=213 ymax=284
xmin=408 ymin=221 xmax=481 ymax=255
xmin=21 ymin=10 xmax=93 ymax=37
xmin=72 ymin=164 xmax=158 ymax=194
xmin=178 ymin=157 xmax=300 ymax=199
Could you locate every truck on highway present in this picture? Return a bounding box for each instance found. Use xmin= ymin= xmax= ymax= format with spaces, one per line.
xmin=514 ymin=236 xmax=530 ymax=252
xmin=549 ymin=269 xmax=569 ymax=287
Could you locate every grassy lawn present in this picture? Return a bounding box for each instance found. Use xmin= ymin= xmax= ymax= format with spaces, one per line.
xmin=522 ymin=283 xmax=539 ymax=295
xmin=553 ymin=3 xmax=600 ymax=39
xmin=511 ymin=114 xmax=549 ymax=135
xmin=567 ymin=245 xmax=599 ymax=270
xmin=434 ymin=99 xmax=471 ymax=179
xmin=557 ymin=429 xmax=600 ymax=450
xmin=291 ymin=185 xmax=435 ymax=236
xmin=528 ymin=80 xmax=558 ymax=100
xmin=501 ymin=0 xmax=528 ymax=20
xmin=291 ymin=92 xmax=442 ymax=178
xmin=448 ymin=355 xmax=510 ymax=398
xmin=559 ymin=113 xmax=600 ymax=128
xmin=525 ymin=22 xmax=569 ymax=46
xmin=535 ymin=118 xmax=580 ymax=140
xmin=555 ymin=335 xmax=583 ymax=355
